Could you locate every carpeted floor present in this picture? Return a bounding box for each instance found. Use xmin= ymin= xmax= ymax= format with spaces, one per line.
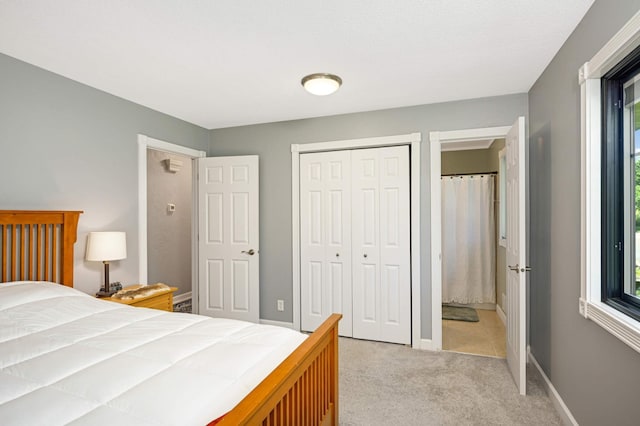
xmin=339 ymin=338 xmax=562 ymax=426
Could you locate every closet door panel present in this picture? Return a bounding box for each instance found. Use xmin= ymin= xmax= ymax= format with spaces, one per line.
xmin=378 ymin=146 xmax=411 ymax=344
xmin=352 ymin=146 xmax=411 ymax=345
xmin=325 ymin=154 xmax=352 ymax=337
xmin=300 ymin=151 xmax=352 ymax=336
xmin=301 ymin=154 xmax=326 ymax=332
xmin=351 ymin=149 xmax=381 ymax=340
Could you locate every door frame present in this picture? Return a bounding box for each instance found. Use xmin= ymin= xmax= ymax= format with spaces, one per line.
xmin=429 ymin=125 xmax=514 ymax=351
xmin=291 ymin=132 xmax=422 ymax=348
xmin=137 ymin=134 xmax=206 ymax=308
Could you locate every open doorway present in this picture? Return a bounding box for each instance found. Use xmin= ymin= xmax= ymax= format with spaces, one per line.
xmin=147 ymin=148 xmax=194 ymax=311
xmin=430 ymin=119 xmax=528 ymax=394
xmin=137 ymin=135 xmax=206 ymax=312
xmin=440 ymin=141 xmax=506 ymax=357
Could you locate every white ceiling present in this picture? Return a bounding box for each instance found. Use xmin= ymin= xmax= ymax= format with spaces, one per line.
xmin=0 ymin=0 xmax=594 ymax=129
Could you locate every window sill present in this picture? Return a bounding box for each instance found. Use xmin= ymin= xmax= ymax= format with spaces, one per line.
xmin=579 ymin=298 xmax=640 ymax=353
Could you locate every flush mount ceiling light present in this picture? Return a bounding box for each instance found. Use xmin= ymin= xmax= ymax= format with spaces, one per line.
xmin=301 ymin=73 xmax=342 ymax=96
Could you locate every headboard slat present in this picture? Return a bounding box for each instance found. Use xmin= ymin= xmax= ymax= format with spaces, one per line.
xmin=1 ymin=226 xmax=5 ymax=282
xmin=22 ymin=224 xmax=27 ymax=280
xmin=52 ymin=224 xmax=58 ymax=283
xmin=36 ymin=225 xmax=41 ymax=280
xmin=44 ymin=224 xmax=50 ymax=281
xmin=0 ymin=211 xmax=82 ymax=287
xmin=11 ymin=225 xmax=16 ymax=281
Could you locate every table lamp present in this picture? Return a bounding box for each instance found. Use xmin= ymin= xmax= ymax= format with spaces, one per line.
xmin=86 ymin=231 xmax=127 ymax=297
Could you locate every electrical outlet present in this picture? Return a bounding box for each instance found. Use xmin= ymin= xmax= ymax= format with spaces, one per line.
xmin=277 ymin=299 xmax=284 ymax=312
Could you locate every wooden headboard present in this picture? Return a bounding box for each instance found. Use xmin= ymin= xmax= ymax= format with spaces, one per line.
xmin=0 ymin=210 xmax=82 ymax=287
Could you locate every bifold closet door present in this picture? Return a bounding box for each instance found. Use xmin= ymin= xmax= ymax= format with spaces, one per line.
xmin=352 ymin=146 xmax=411 ymax=345
xmin=300 ymin=151 xmax=353 ymax=337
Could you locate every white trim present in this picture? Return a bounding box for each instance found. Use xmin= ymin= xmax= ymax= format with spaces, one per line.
xmin=291 ymin=132 xmax=421 ymax=153
xmin=291 ymin=133 xmax=422 ymax=347
xmin=581 ymin=299 xmax=640 ymax=352
xmin=137 ymin=135 xmax=205 ymax=310
xmin=410 ymin=136 xmax=422 ymax=349
xmin=417 ymin=338 xmax=435 ymax=351
xmin=437 ymin=126 xmax=511 ymax=144
xmin=579 ymin=10 xmax=640 ymax=354
xmin=440 ymin=138 xmax=495 ymax=152
xmin=497 ymin=303 xmax=507 ymax=327
xmin=528 ymin=347 xmax=578 ymax=426
xmin=430 ymin=125 xmax=513 ymax=353
xmin=291 ymin=151 xmax=301 ymax=331
xmin=429 ymin=132 xmax=442 ymax=351
xmin=579 ymin=9 xmax=640 ymax=82
xmin=260 ymin=319 xmax=296 ymax=329
xmin=173 ymin=291 xmax=192 ymax=304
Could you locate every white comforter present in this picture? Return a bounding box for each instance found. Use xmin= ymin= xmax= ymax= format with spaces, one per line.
xmin=0 ymin=281 xmax=306 ymax=425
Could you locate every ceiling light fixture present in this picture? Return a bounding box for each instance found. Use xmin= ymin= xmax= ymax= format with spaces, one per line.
xmin=301 ymin=73 xmax=342 ymax=96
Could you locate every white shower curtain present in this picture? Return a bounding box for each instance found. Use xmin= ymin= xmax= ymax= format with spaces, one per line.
xmin=441 ymin=175 xmax=495 ymax=304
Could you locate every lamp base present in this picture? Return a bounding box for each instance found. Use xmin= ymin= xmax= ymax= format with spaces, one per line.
xmin=96 ymin=289 xmax=116 ymax=298
xmin=96 ymin=261 xmax=114 ymax=298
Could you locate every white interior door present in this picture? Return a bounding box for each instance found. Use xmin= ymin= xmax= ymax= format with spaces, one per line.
xmin=505 ymin=117 xmax=527 ymax=395
xmin=198 ymin=156 xmax=259 ymax=322
xmin=352 ymin=146 xmax=411 ymax=345
xmin=300 ymin=151 xmax=352 ymax=336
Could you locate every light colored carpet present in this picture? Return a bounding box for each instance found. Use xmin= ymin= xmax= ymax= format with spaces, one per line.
xmin=339 ymin=338 xmax=562 ymax=426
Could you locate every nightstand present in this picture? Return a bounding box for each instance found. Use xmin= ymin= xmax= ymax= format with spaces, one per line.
xmin=101 ymin=286 xmax=178 ymax=312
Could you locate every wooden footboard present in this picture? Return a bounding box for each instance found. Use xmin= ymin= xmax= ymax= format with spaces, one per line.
xmin=218 ymin=314 xmax=342 ymax=426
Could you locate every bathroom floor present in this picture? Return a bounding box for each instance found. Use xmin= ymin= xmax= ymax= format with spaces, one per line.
xmin=443 ymin=309 xmax=506 ymax=358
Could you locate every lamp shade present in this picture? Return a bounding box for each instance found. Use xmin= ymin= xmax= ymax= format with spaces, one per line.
xmin=86 ymin=232 xmax=127 ymax=261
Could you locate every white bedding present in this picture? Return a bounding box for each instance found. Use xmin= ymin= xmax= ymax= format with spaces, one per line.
xmin=0 ymin=281 xmax=306 ymax=425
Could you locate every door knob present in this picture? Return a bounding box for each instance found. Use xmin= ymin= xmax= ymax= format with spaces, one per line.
xmin=336 ymin=253 xmax=340 ymax=257
xmin=508 ymin=264 xmax=519 ymax=273
xmin=241 ymin=249 xmax=257 ymax=256
xmin=363 ymin=254 xmax=368 ymax=258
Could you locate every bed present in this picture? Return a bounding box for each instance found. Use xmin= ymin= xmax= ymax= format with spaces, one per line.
xmin=0 ymin=210 xmax=341 ymax=425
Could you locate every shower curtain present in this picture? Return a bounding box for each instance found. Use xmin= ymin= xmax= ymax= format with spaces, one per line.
xmin=441 ymin=174 xmax=496 ymax=304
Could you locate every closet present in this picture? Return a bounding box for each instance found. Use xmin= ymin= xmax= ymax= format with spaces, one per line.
xmin=300 ymin=146 xmax=411 ymax=344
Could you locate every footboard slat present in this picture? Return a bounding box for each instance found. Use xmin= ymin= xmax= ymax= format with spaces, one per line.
xmin=219 ymin=313 xmax=341 ymax=425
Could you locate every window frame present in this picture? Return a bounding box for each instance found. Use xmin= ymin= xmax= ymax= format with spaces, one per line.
xmin=580 ymin=9 xmax=640 ymax=354
xmin=600 ymin=48 xmax=640 ymax=321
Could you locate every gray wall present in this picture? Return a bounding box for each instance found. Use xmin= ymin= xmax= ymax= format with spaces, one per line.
xmin=147 ymin=149 xmax=193 ymax=296
xmin=0 ymin=53 xmax=209 ymax=294
xmin=528 ymin=1 xmax=640 ymax=424
xmin=441 ymin=149 xmax=493 ymax=175
xmin=210 ymin=94 xmax=528 ymax=337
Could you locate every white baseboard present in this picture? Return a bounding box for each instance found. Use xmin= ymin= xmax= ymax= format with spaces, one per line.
xmin=496 ymin=304 xmax=506 ymax=326
xmin=414 ymin=338 xmax=437 ymax=351
xmin=173 ymin=291 xmax=192 ymax=304
xmin=260 ymin=319 xmax=295 ymax=329
xmin=528 ymin=347 xmax=578 ymax=426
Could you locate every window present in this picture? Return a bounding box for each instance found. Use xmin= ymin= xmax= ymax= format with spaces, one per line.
xmin=580 ymin=10 xmax=640 ymax=353
xmin=601 ymin=46 xmax=640 ymax=321
xmin=498 ymin=148 xmax=507 ymax=247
